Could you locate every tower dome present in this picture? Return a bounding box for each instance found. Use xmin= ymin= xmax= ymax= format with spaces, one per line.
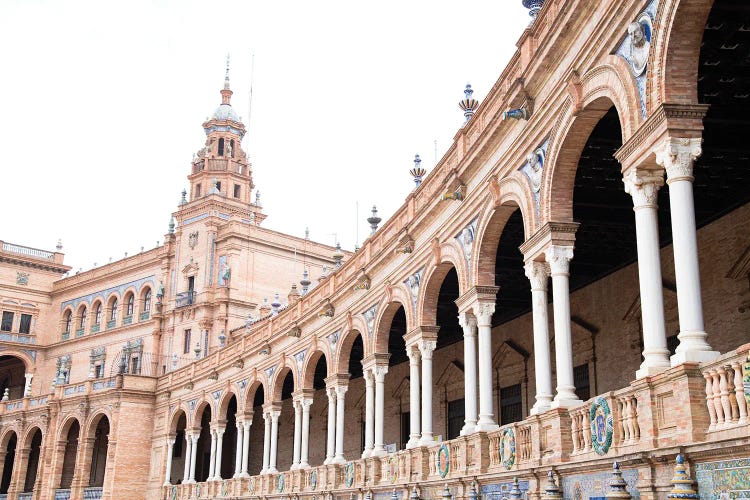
xmin=212 ymin=103 xmax=240 ymax=122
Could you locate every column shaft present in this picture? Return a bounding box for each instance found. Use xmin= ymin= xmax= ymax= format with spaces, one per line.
xmin=324 ymin=390 xmax=336 ymax=464
xmin=300 ymin=399 xmax=312 ymax=468
xmin=189 ymin=434 xmax=198 ymax=483
xmin=164 ymin=439 xmax=175 ymax=486
xmin=261 ymin=413 xmax=271 ymax=474
xmin=182 ymin=434 xmax=192 ymax=483
xmin=334 ymin=385 xmax=348 ymax=463
xmin=240 ymin=422 xmax=251 ymax=477
xmin=233 ymin=423 xmax=243 ymax=478
xmin=292 ymin=400 xmax=302 ymax=469
xmin=362 ymin=371 xmax=375 ymax=458
xmin=407 ymin=349 xmax=422 ymax=446
xmin=526 ymin=262 xmax=554 ymax=415
xmin=419 ymin=340 xmax=436 ymax=444
xmin=214 ymin=430 xmax=224 ymax=480
xmin=269 ymin=411 xmax=279 ymax=473
xmin=208 ymin=430 xmax=217 ymax=480
xmin=459 ymin=313 xmax=478 ymax=433
xmin=474 ymin=303 xmax=499 ymax=431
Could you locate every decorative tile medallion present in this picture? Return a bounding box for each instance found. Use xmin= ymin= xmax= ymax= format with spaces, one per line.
xmin=170 ymin=485 xmax=177 ymax=500
xmin=614 ymin=0 xmax=657 ymax=117
xmin=500 ymin=427 xmax=516 ymax=469
xmin=277 ymin=473 xmax=285 ymax=492
xmin=437 ymin=443 xmax=450 ymax=478
xmin=248 ymin=476 xmax=255 ymax=494
xmin=328 ymin=330 xmax=340 ymax=349
xmin=695 ymin=458 xmax=750 ymax=500
xmin=590 ymin=397 xmax=614 ymax=455
xmin=386 ymin=454 xmax=398 ymax=483
xmin=345 ymin=462 xmax=355 ymax=487
xmin=363 ymin=305 xmax=378 ymax=337
xmin=743 ymin=352 xmax=750 ymax=408
xmin=404 ymin=268 xmax=423 ymax=311
xmin=310 ymin=468 xmax=318 ymax=490
xmin=455 ymin=218 xmax=478 ymax=271
xmin=221 ymin=480 xmax=228 ymax=497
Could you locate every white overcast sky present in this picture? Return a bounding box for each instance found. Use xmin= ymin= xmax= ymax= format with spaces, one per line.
xmin=0 ymin=1 xmax=530 ymax=274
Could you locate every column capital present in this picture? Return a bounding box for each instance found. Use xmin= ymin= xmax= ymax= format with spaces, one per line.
xmin=455 ymin=285 xmax=499 ymax=314
xmin=545 ymin=245 xmax=574 ymax=276
xmin=471 ymin=301 xmax=495 ymax=327
xmin=417 ymin=339 xmax=437 ymax=358
xmin=371 ymin=364 xmax=389 ymax=382
xmin=622 ymin=168 xmax=664 ymax=209
xmin=457 ymin=310 xmax=477 ymax=331
xmin=655 ymin=137 xmax=702 ymax=183
xmin=524 ymin=260 xmax=550 ymax=291
xmin=166 ymin=437 xmax=176 ymax=445
xmin=406 ymin=344 xmax=421 ymax=364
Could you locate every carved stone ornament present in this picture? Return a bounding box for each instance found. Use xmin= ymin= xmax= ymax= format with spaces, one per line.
xmin=627 ymin=12 xmax=652 ymax=76
xmin=288 ymin=324 xmax=302 ymax=338
xmin=524 ymin=261 xmax=550 ymax=291
xmin=16 ymin=272 xmax=29 ymax=286
xmin=188 ymin=231 xmax=199 ymax=250
xmin=545 ymin=246 xmax=574 ymax=275
xmin=622 ymin=170 xmax=664 ymax=208
xmin=655 ymin=137 xmax=702 ymax=183
xmin=363 ymin=304 xmax=378 ymax=337
xmin=524 ymin=147 xmax=545 ymax=194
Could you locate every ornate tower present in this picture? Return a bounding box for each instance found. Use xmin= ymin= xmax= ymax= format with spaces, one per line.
xmin=186 ymin=58 xmax=265 ymax=223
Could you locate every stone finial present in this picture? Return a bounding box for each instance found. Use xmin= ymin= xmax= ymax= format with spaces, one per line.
xmin=509 ymin=478 xmax=523 ymax=500
xmin=1 ymin=388 xmax=9 ymax=401
xmin=194 ymin=341 xmax=201 ymax=359
xmin=522 ymin=0 xmax=544 ymax=18
xmin=259 ymin=297 xmax=271 ymax=317
xmin=409 ymin=154 xmax=426 ymax=187
xmin=180 ymin=189 xmax=187 ymax=205
xmin=367 ymin=205 xmax=382 ymax=235
xmin=458 ymin=84 xmax=479 ymax=122
xmin=441 ymin=485 xmax=452 ymax=500
xmin=606 ymin=462 xmax=631 ymax=499
xmin=667 ymin=455 xmax=699 ymax=499
xmin=271 ymin=293 xmax=282 ymax=314
xmin=333 ymin=243 xmax=344 ymax=268
xmin=468 ymin=482 xmax=479 ymax=500
xmin=56 ymin=239 xmax=63 ymax=251
xmin=543 ymin=471 xmax=562 ymax=500
xmin=218 ymin=329 xmax=226 ymax=347
xmin=300 ymin=269 xmax=311 ymax=295
xmin=410 ymin=487 xmax=420 ymax=500
xmin=392 ymin=489 xmax=400 ymax=500
xmin=168 ymin=215 xmax=175 ymax=234
xmin=255 ymin=190 xmax=262 ymax=207
xmin=288 ymin=283 xmax=300 ymax=305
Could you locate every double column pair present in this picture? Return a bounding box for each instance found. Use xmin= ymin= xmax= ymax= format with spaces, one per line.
xmin=290 ymin=392 xmax=313 ymax=469
xmin=323 ymin=376 xmax=348 ymax=464
xmin=404 ymin=338 xmax=438 ymax=447
xmin=361 ymin=355 xmax=389 ymax=457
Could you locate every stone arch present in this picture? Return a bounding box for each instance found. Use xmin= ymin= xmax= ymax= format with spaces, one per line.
xmin=335 ymin=328 xmax=365 ymax=375
xmin=167 ymin=408 xmax=188 ymax=435
xmin=473 ymin=182 xmax=533 ymax=287
xmin=57 ymin=415 xmax=82 ymax=443
xmin=217 ymin=391 xmax=237 ymax=420
xmin=0 ymin=428 xmax=17 ymax=450
xmin=542 ymin=59 xmax=641 ymax=224
xmin=84 ymin=410 xmax=113 ymax=440
xmin=0 ymin=350 xmax=34 ymax=373
xmin=419 ymin=256 xmax=463 ymax=327
xmin=191 ymin=399 xmax=211 ymax=428
xmin=243 ymin=380 xmax=266 ymax=413
xmin=300 ymin=349 xmax=329 ymax=390
xmin=21 ymin=426 xmax=42 ymax=449
xmin=373 ymin=300 xmax=410 ymax=354
xmin=270 ymin=365 xmax=296 ymax=402
xmin=651 ymin=0 xmax=714 ymax=107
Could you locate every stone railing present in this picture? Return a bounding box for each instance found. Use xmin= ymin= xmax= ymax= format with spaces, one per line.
xmin=1 ymin=241 xmax=54 ymax=260
xmin=0 ymin=332 xmax=35 ymax=344
xmin=701 ymin=344 xmax=749 ymax=435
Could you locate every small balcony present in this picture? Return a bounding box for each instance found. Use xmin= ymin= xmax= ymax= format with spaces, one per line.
xmin=123 ymin=315 xmax=133 ymax=325
xmin=140 ymin=311 xmax=150 ymax=321
xmin=106 ymin=320 xmax=116 ymax=329
xmin=0 ymin=332 xmax=35 ymax=344
xmin=91 ymin=324 xmax=100 ymax=333
xmin=75 ymin=328 xmax=84 ymax=337
xmin=175 ymin=291 xmax=195 ymax=308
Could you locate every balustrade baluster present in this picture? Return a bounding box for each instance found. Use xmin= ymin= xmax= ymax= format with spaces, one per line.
xmin=732 ymin=361 xmax=748 ymax=423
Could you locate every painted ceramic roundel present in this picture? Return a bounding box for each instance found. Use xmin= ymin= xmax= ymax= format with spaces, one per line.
xmin=590 ymin=397 xmax=614 ymax=455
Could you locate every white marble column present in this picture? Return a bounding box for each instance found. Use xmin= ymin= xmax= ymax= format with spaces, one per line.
xmin=458 ymin=312 xmax=478 ymax=434
xmin=233 ymin=421 xmax=244 ymax=478
xmin=183 ymin=433 xmax=192 ymax=483
xmin=299 ymin=397 xmax=313 ymax=468
xmin=623 ymin=170 xmax=672 ymax=378
xmin=23 ymin=373 xmax=32 ymax=397
xmin=214 ymin=428 xmax=225 ymax=480
xmin=324 ymin=388 xmax=336 ymax=464
xmin=291 ymin=398 xmax=302 ymax=470
xmin=208 ymin=429 xmax=217 ymax=480
xmin=525 ymin=261 xmax=554 ymax=415
xmin=164 ymin=437 xmax=175 ymax=486
xmin=656 ymin=137 xmax=719 ymax=364
xmin=334 ymin=384 xmax=348 ymax=464
xmin=261 ymin=411 xmax=271 ymax=474
xmin=188 ymin=433 xmax=199 ymax=483
xmin=240 ymin=420 xmax=251 ymax=477
xmin=473 ymin=302 xmax=499 ymax=431
xmin=361 ymin=369 xmax=375 ymax=458
xmin=372 ymin=365 xmax=388 ymax=456
xmin=418 ymin=339 xmax=436 ymax=445
xmin=546 ymin=246 xmax=580 ymax=408
xmin=406 ymin=347 xmax=422 ymax=447
xmin=268 ymin=410 xmax=280 ymax=473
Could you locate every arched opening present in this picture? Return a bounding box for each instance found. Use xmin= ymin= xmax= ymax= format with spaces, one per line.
xmin=63 ymin=309 xmax=72 ymax=334
xmin=277 ymin=369 xmax=294 ymax=471
xmin=219 ymin=395 xmax=237 ymax=479
xmin=218 ymin=138 xmax=225 ymax=156
xmin=78 ymin=306 xmax=87 ymax=333
xmin=23 ymin=428 xmax=42 ymax=492
xmin=169 ymin=412 xmax=186 ymax=485
xmin=124 ymin=292 xmax=135 ymax=320
xmin=0 ymin=356 xmax=26 ymax=401
xmin=88 ymin=416 xmax=109 ymax=488
xmin=93 ymin=301 xmax=102 ymax=329
xmin=230 ymin=139 xmax=235 ymax=158
xmin=60 ymin=420 xmax=80 ymax=489
xmin=0 ymin=432 xmax=16 ymax=494
xmin=381 ymin=305 xmax=407 ymax=449
xmin=308 ymin=353 xmax=328 ymax=466
xmin=246 ymin=384 xmax=265 ymax=476
xmin=194 ymin=405 xmax=211 ymax=482
xmin=141 ymin=288 xmax=152 ymax=319
xmin=107 ymin=297 xmax=118 ymax=327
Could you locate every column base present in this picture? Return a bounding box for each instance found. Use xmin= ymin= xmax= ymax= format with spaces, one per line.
xmin=185 ymin=480 xmax=196 ymax=484
xmin=406 ymin=436 xmax=421 ymax=448
xmin=239 ymin=472 xmax=251 ymax=478
xmin=163 ymin=482 xmax=172 ymax=487
xmin=529 ymin=399 xmax=552 ymax=416
xmin=419 ymin=433 xmax=434 ymax=446
xmin=267 ymin=466 xmax=278 ymax=474
xmin=332 ymin=455 xmax=346 ymax=465
xmin=371 ymin=447 xmax=386 ymax=457
xmin=671 ymin=331 xmax=719 ymax=365
xmin=636 ymin=360 xmax=671 ymax=379
xmin=550 ymin=395 xmax=583 ymax=409
xmin=299 ymin=462 xmax=310 ymax=469
xmin=460 ymin=421 xmax=477 ymax=436
xmin=475 ymin=415 xmax=499 ymax=433
xmin=290 ymin=464 xmax=299 ymax=471
xmin=323 ymin=457 xmax=333 ymax=465
xmin=361 ymin=449 xmax=372 ymax=459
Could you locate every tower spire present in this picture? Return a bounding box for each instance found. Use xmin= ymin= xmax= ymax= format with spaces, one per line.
xmin=221 ymin=54 xmax=233 ymax=105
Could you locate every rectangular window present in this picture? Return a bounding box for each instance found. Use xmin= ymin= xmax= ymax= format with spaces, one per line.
xmin=574 ymin=363 xmax=591 ymax=402
xmin=19 ymin=314 xmax=32 ymax=334
xmin=195 ymin=184 xmax=201 ymax=198
xmin=184 ymin=329 xmax=191 ymax=354
xmin=400 ymin=412 xmax=410 ymax=449
xmin=500 ymin=384 xmax=523 ymax=425
xmin=95 ymin=364 xmax=104 ymax=379
xmin=216 ymin=181 xmax=222 ymax=193
xmin=1 ymin=311 xmax=13 ymax=332
xmin=447 ymin=399 xmax=465 ymax=440
xmin=233 ymin=184 xmax=241 ymax=198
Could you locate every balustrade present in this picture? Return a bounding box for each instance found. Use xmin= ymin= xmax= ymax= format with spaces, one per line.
xmin=702 ymin=347 xmax=749 ymax=432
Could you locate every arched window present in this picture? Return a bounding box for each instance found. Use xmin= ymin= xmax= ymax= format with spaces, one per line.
xmin=230 ymin=139 xmax=235 ymax=158
xmin=126 ymin=294 xmax=134 ymax=316
xmin=94 ymin=303 xmax=102 ymax=325
xmin=143 ymin=289 xmax=152 ymax=315
xmin=218 ymin=138 xmax=225 ymax=156
xmin=63 ymin=311 xmax=72 ymax=334
xmin=109 ymin=299 xmax=118 ymax=323
xmin=79 ymin=307 xmax=87 ymax=331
